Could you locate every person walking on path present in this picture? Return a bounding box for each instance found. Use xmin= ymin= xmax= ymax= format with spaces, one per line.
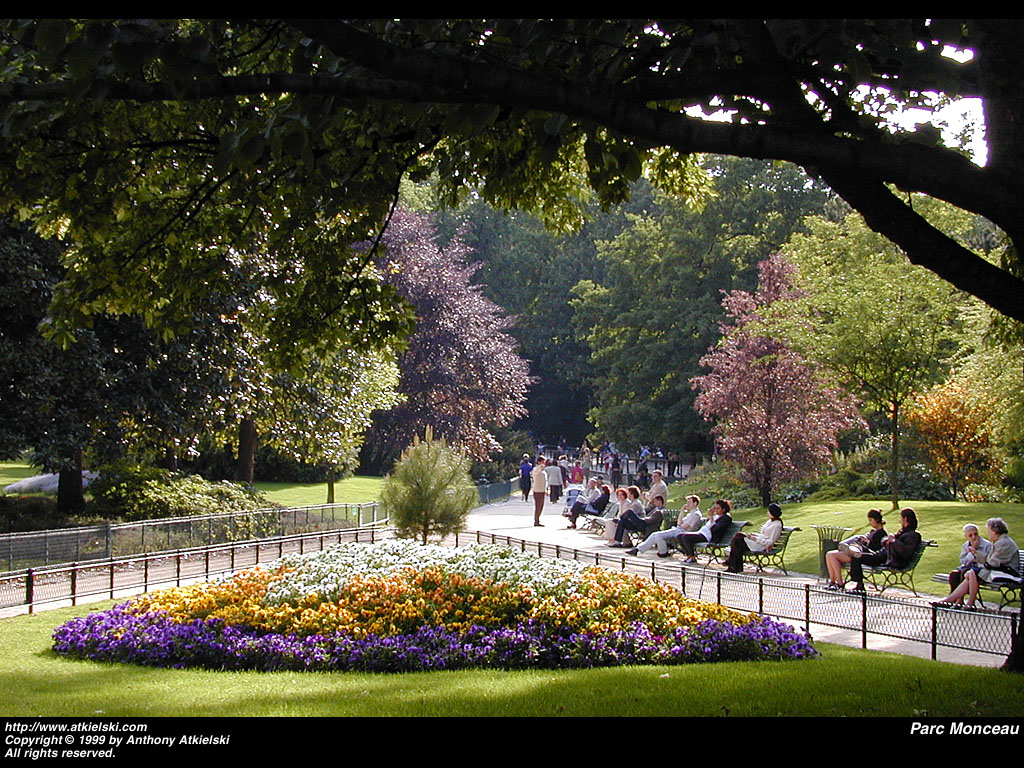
xmin=518 ymin=454 xmax=533 ymax=502
xmin=530 ymin=456 xmax=548 ymax=527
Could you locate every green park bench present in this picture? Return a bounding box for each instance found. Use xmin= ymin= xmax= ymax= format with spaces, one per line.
xmin=930 ymin=549 xmax=1024 ymax=610
xmin=862 ymin=539 xmax=937 ymax=596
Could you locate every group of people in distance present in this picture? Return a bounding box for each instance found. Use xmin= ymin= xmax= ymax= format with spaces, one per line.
xmin=520 ymin=454 xmax=587 ymax=527
xmin=527 ymin=457 xmax=1023 ymax=601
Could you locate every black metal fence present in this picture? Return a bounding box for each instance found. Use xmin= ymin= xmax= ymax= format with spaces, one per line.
xmin=1 ymin=522 xmax=1016 ymax=662
xmin=456 ymin=530 xmax=1019 ymax=661
xmin=0 ymin=502 xmax=383 ymax=571
xmin=1 ymin=527 xmax=395 ymax=613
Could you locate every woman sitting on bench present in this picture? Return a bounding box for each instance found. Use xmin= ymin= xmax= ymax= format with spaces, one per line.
xmin=724 ymin=503 xmax=783 ymax=573
xmin=847 ymin=507 xmax=921 ymax=594
xmin=934 ymin=517 xmax=1019 ymax=610
xmin=824 ymin=509 xmax=887 ymax=591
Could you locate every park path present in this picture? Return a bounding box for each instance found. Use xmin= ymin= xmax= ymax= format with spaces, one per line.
xmin=464 ymin=494 xmax=1013 ymax=668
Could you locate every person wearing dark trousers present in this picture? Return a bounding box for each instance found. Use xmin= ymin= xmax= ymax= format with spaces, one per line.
xmin=678 ymin=500 xmax=732 ymax=563
xmin=848 ymin=507 xmax=922 ymax=593
xmin=610 ymin=494 xmax=665 ymax=547
xmin=724 ymin=503 xmax=783 ymax=573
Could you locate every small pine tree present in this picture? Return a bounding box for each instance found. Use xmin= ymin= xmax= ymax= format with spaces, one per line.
xmin=381 ymin=428 xmax=477 ymax=544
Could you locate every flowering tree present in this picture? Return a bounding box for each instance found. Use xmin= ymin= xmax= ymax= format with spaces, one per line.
xmin=363 ymin=208 xmax=531 ymax=471
xmin=907 ymin=378 xmax=1000 ymax=500
xmin=693 ymin=255 xmax=863 ymax=506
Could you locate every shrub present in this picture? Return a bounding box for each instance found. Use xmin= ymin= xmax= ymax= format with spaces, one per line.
xmin=89 ymin=462 xmax=270 ymax=521
xmin=381 ymin=430 xmax=477 ymax=543
xmin=675 ymin=462 xmax=760 ymax=510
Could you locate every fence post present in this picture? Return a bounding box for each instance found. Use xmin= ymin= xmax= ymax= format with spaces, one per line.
xmin=804 ymin=584 xmax=810 ymax=629
xmin=758 ymin=578 xmax=764 ymax=615
xmin=109 ymin=560 xmax=115 ymax=599
xmin=71 ymin=563 xmax=78 ymax=606
xmin=205 ymin=549 xmax=210 ymax=580
xmin=176 ymin=552 xmax=181 ymax=587
xmin=861 ymin=592 xmax=868 ymax=649
xmin=931 ymin=605 xmax=938 ymax=661
xmin=144 ymin=556 xmax=149 ymax=592
xmin=25 ymin=569 xmax=33 ymax=613
xmin=716 ymin=570 xmax=722 ymax=605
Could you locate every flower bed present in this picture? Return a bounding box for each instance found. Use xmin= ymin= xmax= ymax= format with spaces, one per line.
xmin=53 ymin=541 xmax=817 ymax=672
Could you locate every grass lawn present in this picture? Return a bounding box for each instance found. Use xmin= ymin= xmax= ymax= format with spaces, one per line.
xmin=1 ymin=460 xmax=384 ymax=509
xmin=0 ymin=460 xmax=38 ymax=491
xmin=2 ymin=601 xmax=1022 ymax=717
xmin=254 ymin=476 xmax=384 ymax=508
xmin=664 ymin=494 xmax=1024 ymax=600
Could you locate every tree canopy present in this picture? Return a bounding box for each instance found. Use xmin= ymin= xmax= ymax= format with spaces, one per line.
xmin=1 ymin=18 xmax=1023 ymax=353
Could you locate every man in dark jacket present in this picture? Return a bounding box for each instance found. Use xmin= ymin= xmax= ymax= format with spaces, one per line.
xmin=677 ymin=499 xmax=733 ymax=563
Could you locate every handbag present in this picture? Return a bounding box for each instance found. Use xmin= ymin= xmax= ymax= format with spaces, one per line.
xmin=838 ymin=534 xmax=869 ymax=558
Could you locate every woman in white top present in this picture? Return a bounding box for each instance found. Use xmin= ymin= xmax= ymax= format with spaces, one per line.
xmin=724 ymin=503 xmax=783 ymax=573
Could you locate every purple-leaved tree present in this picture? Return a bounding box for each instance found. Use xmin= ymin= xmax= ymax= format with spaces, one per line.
xmin=693 ymin=254 xmax=863 ymax=507
xmin=362 ymin=208 xmax=531 ymax=472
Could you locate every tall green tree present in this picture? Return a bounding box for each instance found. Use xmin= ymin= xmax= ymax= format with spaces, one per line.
xmin=780 ymin=213 xmax=963 ymax=508
xmin=572 ymin=158 xmax=828 ymax=451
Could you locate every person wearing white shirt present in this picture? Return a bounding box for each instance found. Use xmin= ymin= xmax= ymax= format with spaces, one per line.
xmin=644 ymin=470 xmax=669 ymax=513
xmin=627 ymin=494 xmax=703 ymax=558
xmin=724 ymin=503 xmax=783 ymax=573
xmin=530 ymin=457 xmax=548 ymax=527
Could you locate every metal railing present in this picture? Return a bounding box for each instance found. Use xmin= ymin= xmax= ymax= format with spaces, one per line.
xmin=0 ymin=477 xmax=519 ymax=573
xmin=455 ymin=530 xmax=1020 ymax=661
xmin=0 ymin=502 xmax=383 ymax=571
xmin=1 ymin=526 xmax=395 ymax=613
xmin=2 ymin=519 xmax=1016 ymax=663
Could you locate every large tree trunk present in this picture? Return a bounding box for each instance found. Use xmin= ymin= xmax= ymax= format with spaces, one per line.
xmin=326 ymin=466 xmax=336 ymax=504
xmin=235 ymin=416 xmax=257 ymax=484
xmin=56 ymin=447 xmax=85 ymax=517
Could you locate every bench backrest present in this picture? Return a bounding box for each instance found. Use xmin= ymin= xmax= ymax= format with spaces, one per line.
xmin=765 ymin=526 xmax=799 ymax=554
xmin=713 ymin=520 xmax=750 ymax=544
xmin=896 ymin=539 xmax=934 ymax=572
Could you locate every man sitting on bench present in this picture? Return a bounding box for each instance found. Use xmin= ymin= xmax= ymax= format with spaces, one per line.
xmin=609 ymin=492 xmax=665 ymax=548
xmin=626 ymin=495 xmax=703 ymax=558
xmin=676 ymin=499 xmax=733 ymax=564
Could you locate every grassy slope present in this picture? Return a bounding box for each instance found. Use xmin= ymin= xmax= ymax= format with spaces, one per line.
xmin=2 ymin=602 xmax=1022 ymax=717
xmin=254 ymin=476 xmax=385 ymax=507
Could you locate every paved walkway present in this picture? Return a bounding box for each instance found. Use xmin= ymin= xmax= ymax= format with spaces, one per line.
xmin=466 ymin=494 xmax=1015 ymax=668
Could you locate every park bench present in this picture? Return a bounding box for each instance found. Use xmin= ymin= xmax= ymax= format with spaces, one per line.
xmin=669 ymin=519 xmax=750 ymax=563
xmin=580 ymin=501 xmax=619 ymax=534
xmin=742 ymin=526 xmax=801 ymax=575
xmin=929 ymin=549 xmax=1024 ymax=610
xmin=862 ymin=539 xmax=937 ymax=596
